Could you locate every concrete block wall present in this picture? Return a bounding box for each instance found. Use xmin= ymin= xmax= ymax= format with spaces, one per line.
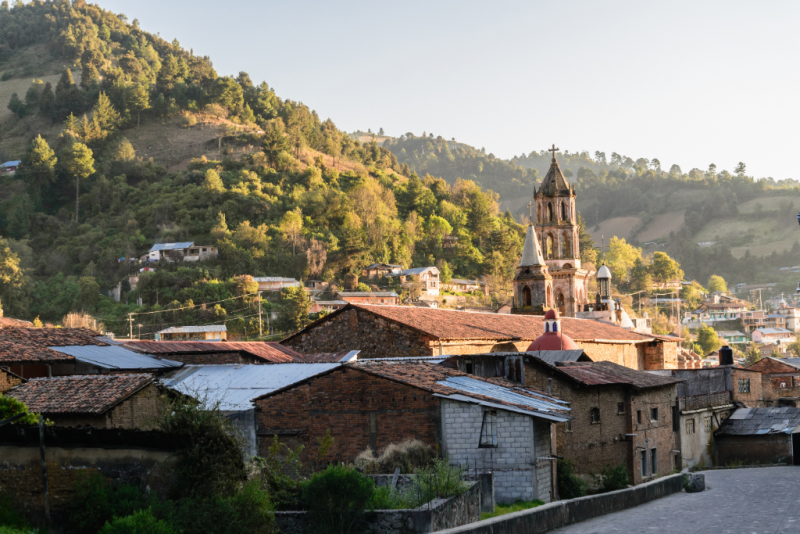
xmin=533 ymin=419 xmax=553 ymax=503
xmin=441 ymin=400 xmax=538 ymax=503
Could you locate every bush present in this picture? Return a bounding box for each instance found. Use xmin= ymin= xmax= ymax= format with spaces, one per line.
xmin=396 ymin=459 xmax=466 ymax=509
xmin=302 ymin=465 xmax=375 ymax=534
xmin=181 ymin=113 xmax=197 ymax=128
xmin=557 ymin=459 xmax=587 ymax=499
xmin=99 ymin=508 xmax=175 ymax=534
xmin=354 ymin=439 xmax=436 ymax=474
xmin=0 ymin=494 xmax=30 ymax=531
xmin=365 ymin=486 xmax=397 ymax=511
xmin=599 ymin=464 xmax=629 ymax=492
xmin=66 ymin=473 xmax=156 ymax=534
xmin=169 ymin=480 xmax=274 ymax=534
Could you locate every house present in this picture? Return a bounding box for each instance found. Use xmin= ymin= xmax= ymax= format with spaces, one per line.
xmin=714 ymin=407 xmax=800 ymax=466
xmin=0 ymin=160 xmax=20 ymax=175
xmin=306 ymin=280 xmax=330 ymax=291
xmin=733 ymin=282 xmax=777 ymax=295
xmin=717 ymin=331 xmax=748 ymax=345
xmin=163 ymin=363 xmax=342 ymax=456
xmin=442 ymin=279 xmax=487 ymax=295
xmin=334 ymin=291 xmax=400 ymax=306
xmin=142 ymin=242 xmax=218 ymax=263
xmin=361 ymin=263 xmax=403 ymax=279
xmin=519 ymin=355 xmax=681 ymax=485
xmin=750 ymin=327 xmax=794 ymax=344
xmin=308 ymin=300 xmax=348 ymax=314
xmin=741 ymin=310 xmax=785 ymax=333
xmin=253 ymin=277 xmax=301 ymax=291
xmin=686 ymin=301 xmax=750 ymax=325
xmin=758 ymin=341 xmax=791 ymax=358
xmin=776 ymin=305 xmax=800 ymax=333
xmin=124 ymin=340 xmax=304 ymax=365
xmin=441 ymin=349 xmax=592 ymax=382
xmin=6 ymin=374 xmax=162 ymax=429
xmin=253 ymin=361 xmax=571 ymax=503
xmin=390 ymin=266 xmax=441 ymax=296
xmin=156 ymin=325 xmax=227 ymax=341
xmin=281 ymin=304 xmax=680 ymax=370
xmin=650 ymin=280 xmax=683 ymax=290
xmin=747 ymin=357 xmax=800 ymax=390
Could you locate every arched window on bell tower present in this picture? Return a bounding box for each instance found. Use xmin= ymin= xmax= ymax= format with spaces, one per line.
xmin=546 ymin=236 xmax=554 ymax=259
xmin=523 ymin=286 xmax=532 ymax=307
xmin=562 ymin=232 xmax=571 ymax=258
xmin=560 ymin=201 xmax=567 ymax=221
xmin=547 ymin=203 xmax=554 ymax=222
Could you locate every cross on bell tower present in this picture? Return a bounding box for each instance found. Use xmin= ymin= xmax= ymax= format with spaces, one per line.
xmin=548 ymin=144 xmax=559 ymax=161
xmin=527 ymin=200 xmax=533 ymax=224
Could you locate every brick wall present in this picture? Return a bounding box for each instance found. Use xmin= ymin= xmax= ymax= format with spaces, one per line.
xmin=440 ymin=399 xmax=545 ymax=504
xmin=715 ymin=434 xmax=792 ymax=465
xmin=160 ymin=352 xmax=262 ymax=365
xmin=629 ymin=386 xmax=678 ymax=485
xmin=283 ymin=309 xmax=435 ymax=359
xmin=533 ymin=419 xmax=554 ymax=503
xmin=0 ymin=368 xmax=22 ymax=394
xmin=731 ymin=369 xmax=765 ymax=407
xmin=47 ymin=384 xmax=163 ymax=429
xmin=255 ymin=367 xmax=441 ymax=463
xmin=573 ymin=342 xmax=644 ymax=370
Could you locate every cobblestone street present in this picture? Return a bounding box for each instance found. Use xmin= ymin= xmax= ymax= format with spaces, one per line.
xmin=554 ymin=467 xmax=800 ymax=533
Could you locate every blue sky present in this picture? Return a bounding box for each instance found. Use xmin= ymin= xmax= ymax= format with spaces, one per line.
xmin=99 ymin=0 xmax=800 ymax=179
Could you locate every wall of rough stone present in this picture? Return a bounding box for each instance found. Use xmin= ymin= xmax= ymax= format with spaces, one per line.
xmin=440 ymin=399 xmax=545 ymax=504
xmin=574 ymin=342 xmax=644 ymax=369
xmin=47 ymin=384 xmax=162 ymax=429
xmin=0 ymin=368 xmax=23 ymax=394
xmin=255 ymin=366 xmax=441 ymax=464
xmin=715 ymin=434 xmax=793 ymax=465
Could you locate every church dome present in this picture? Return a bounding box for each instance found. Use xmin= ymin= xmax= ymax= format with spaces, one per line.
xmin=527 ymin=309 xmax=580 ymax=351
xmin=544 ymin=309 xmax=557 ymax=320
xmin=597 ymin=264 xmax=612 ymax=279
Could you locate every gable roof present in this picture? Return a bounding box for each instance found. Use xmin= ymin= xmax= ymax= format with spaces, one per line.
xmin=8 ymin=374 xmax=154 ymax=415
xmin=0 ymin=327 xmax=106 ymax=347
xmin=158 ymin=325 xmax=227 ymax=334
xmin=716 ymin=407 xmax=800 ymax=436
xmin=282 ymin=303 xmax=665 ymax=345
xmin=254 ymin=361 xmax=571 ymax=422
xmin=401 ymin=267 xmax=439 ymax=276
xmin=538 ymin=156 xmax=571 ymax=195
xmin=124 ymin=341 xmax=303 ymax=363
xmin=0 ymin=341 xmax=76 ymax=365
xmin=48 ymin=345 xmax=182 ymax=371
xmin=0 ymin=317 xmax=33 ymax=327
xmin=149 ymin=242 xmax=193 ymax=252
xmin=548 ymin=361 xmax=682 ymax=390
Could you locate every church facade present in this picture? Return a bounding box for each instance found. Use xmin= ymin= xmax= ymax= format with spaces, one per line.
xmin=513 ymin=147 xmax=595 ymax=317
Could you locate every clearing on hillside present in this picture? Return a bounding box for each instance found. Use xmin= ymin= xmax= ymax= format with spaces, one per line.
xmin=588 ymin=216 xmax=641 ymax=245
xmin=737 ymin=196 xmax=800 ymax=213
xmin=636 ymin=211 xmax=685 ymax=242
xmin=0 ymin=71 xmax=83 ymax=123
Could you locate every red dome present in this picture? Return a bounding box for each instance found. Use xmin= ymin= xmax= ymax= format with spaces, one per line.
xmin=527 ymin=332 xmax=579 ymax=351
xmin=544 ymin=309 xmax=558 ymax=320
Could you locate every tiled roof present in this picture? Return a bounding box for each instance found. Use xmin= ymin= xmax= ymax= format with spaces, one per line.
xmin=717 ymin=407 xmax=800 ymax=436
xmin=124 ymin=341 xmax=303 ymax=363
xmin=0 ymin=327 xmax=106 ymax=346
xmin=0 ymin=317 xmax=33 ymax=327
xmin=553 ymin=361 xmax=683 ymax=390
xmin=8 ymin=374 xmax=154 ymax=414
xmin=0 ymin=341 xmax=75 ymax=365
xmin=337 ymin=292 xmax=399 ymax=298
xmin=284 ymin=304 xmax=663 ymax=344
xmin=257 ymin=361 xmax=570 ymax=421
xmin=158 ymin=325 xmax=226 ymax=334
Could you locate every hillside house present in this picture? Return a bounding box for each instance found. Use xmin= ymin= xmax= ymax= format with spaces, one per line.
xmin=254 ymin=361 xmax=571 ymax=503
xmin=733 ymin=282 xmax=777 ymax=295
xmin=758 ymin=341 xmax=791 ymax=358
xmin=742 ymin=311 xmax=786 ymax=333
xmin=442 ymin=279 xmax=487 ymax=294
xmin=7 ymin=374 xmax=163 ymax=429
xmin=390 ymin=267 xmax=441 ymax=296
xmin=309 ymin=300 xmax=348 ymax=314
xmin=0 ymin=160 xmax=20 ymax=175
xmin=361 ymin=263 xmax=403 ymax=279
xmin=751 ymin=327 xmax=794 ymax=344
xmin=156 ymin=325 xmax=227 ymax=341
xmin=281 ymin=304 xmax=680 ymax=370
xmin=687 ymin=302 xmax=750 ymax=325
xmin=335 ymin=291 xmax=399 ymax=305
xmin=717 ymin=331 xmax=748 ymax=345
xmin=142 ymin=242 xmax=218 ymax=263
xmin=254 ymin=277 xmax=301 ymax=291
xmin=306 ymin=280 xmax=329 ymax=291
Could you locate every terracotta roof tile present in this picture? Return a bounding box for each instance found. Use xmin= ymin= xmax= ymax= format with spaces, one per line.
xmin=0 ymin=327 xmax=106 ymax=346
xmin=0 ymin=340 xmax=75 ymax=365
xmin=0 ymin=317 xmax=33 ymax=327
xmin=124 ymin=341 xmax=303 ymax=363
xmin=8 ymin=374 xmax=154 ymax=414
xmin=285 ymin=304 xmax=660 ymax=344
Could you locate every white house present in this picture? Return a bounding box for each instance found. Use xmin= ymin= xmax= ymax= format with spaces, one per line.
xmin=143 ymin=242 xmax=218 ymax=263
xmin=392 ymin=266 xmax=440 ymax=296
xmin=751 ymin=327 xmax=794 ymax=344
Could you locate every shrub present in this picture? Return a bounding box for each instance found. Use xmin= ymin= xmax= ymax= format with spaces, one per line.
xmin=205 ymin=103 xmax=228 ymax=119
xmin=0 ymin=493 xmax=30 ymax=530
xmin=66 ymin=472 xmax=156 ymax=534
xmin=365 ymin=486 xmax=397 ymax=511
xmin=302 ymin=465 xmax=375 ymax=534
xmin=397 ymin=459 xmax=466 ymax=509
xmin=354 ymin=439 xmax=436 ymax=474
xmin=169 ymin=480 xmax=274 ymax=534
xmin=181 ymin=114 xmax=197 ymax=128
xmin=99 ymin=508 xmax=175 ymax=534
xmin=599 ymin=464 xmax=629 ymax=492
xmin=557 ymin=459 xmax=587 ymax=499
xmin=253 ymin=435 xmax=304 ymax=510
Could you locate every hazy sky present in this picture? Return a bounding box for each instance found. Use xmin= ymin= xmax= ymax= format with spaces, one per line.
xmin=99 ymin=0 xmax=800 ymax=179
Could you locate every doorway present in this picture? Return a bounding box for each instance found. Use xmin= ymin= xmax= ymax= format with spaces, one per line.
xmin=793 ymin=434 xmax=800 ymax=465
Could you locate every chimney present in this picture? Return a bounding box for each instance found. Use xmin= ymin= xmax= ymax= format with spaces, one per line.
xmin=719 ymin=345 xmax=734 ymax=366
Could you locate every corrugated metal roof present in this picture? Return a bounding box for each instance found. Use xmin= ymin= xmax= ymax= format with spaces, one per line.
xmin=149 ymin=242 xmax=194 ymax=252
xmin=158 ymin=325 xmax=227 ymax=334
xmin=162 ymin=363 xmax=340 ymax=410
xmin=754 ymin=328 xmax=793 ymax=334
xmin=437 ymin=375 xmax=570 ymax=415
xmin=717 ymin=407 xmax=800 ymax=435
xmin=252 ymin=277 xmax=300 ymax=283
xmin=401 ymin=267 xmax=437 ymax=275
xmin=48 ymin=345 xmax=182 ymax=370
xmin=528 ymin=350 xmax=588 ymax=365
xmin=337 ymin=292 xmax=399 ymax=297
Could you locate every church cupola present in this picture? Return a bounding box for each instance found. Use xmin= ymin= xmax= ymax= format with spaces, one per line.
xmin=527 ymin=309 xmax=580 ymax=351
xmin=597 ymin=264 xmax=612 ymax=303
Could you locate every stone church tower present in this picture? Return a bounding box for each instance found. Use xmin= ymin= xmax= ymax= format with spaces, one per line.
xmin=513 ymin=145 xmax=594 ymax=317
xmin=512 ymin=223 xmax=553 ymax=315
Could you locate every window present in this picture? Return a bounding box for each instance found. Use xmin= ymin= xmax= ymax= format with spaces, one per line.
xmin=674 ymin=453 xmax=680 ymax=470
xmin=615 ymin=402 xmax=625 ymax=415
xmin=465 ymin=360 xmax=474 ymax=374
xmin=650 ymin=408 xmax=659 ymax=422
xmin=637 ymin=410 xmax=642 ymax=424
xmin=685 ymin=418 xmax=695 ymax=434
xmin=704 ymin=416 xmax=713 ymax=432
xmin=651 ymin=448 xmax=658 ymax=475
xmin=479 ymin=410 xmax=497 ymax=448
xmin=640 ymin=450 xmax=647 ymax=477
xmin=590 ymin=407 xmax=600 ymax=424
xmin=565 ymin=419 xmax=572 ymax=432
xmin=672 ymin=406 xmax=679 ymax=432
xmin=738 ymin=379 xmax=751 ymax=393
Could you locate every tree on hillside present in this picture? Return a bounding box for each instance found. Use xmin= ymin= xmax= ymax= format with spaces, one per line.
xmin=21 ymin=135 xmax=57 ymax=199
xmin=707 ymin=275 xmax=727 ymax=293
xmin=650 ymin=251 xmax=684 ymax=283
xmin=59 ymin=140 xmax=95 ymax=223
xmin=203 ymin=168 xmax=225 ymax=193
xmin=92 ymin=92 xmax=121 ymax=136
xmin=787 ymin=337 xmax=800 ymax=358
xmin=577 ymin=213 xmax=597 ymax=265
xmin=77 ymin=276 xmax=100 ymax=311
xmin=604 ymin=237 xmax=641 ymax=282
xmin=734 ymin=162 xmax=747 ymax=176
xmin=127 ymin=83 xmax=151 ymax=127
xmin=113 ymin=138 xmax=136 ymax=161
xmin=7 ymin=92 xmax=24 ymax=118
xmin=0 ymin=238 xmax=32 ymax=319
xmin=39 ymin=82 xmax=54 ymax=117
xmin=275 ymin=286 xmax=311 ymax=333
xmin=696 ymin=325 xmax=722 ymax=355
xmin=279 ymin=208 xmax=304 ymax=257
xmin=262 ymin=119 xmax=290 ymax=168
xmin=744 ymin=343 xmax=761 ymax=367
xmin=630 ymin=257 xmax=652 ymax=292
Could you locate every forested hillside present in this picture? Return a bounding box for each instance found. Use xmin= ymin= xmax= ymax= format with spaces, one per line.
xmin=0 ymin=0 xmax=528 ymax=337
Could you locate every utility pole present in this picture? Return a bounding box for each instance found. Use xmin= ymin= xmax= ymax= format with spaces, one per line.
xmin=258 ymin=291 xmax=263 ymax=337
xmin=128 ymin=313 xmax=133 ymax=339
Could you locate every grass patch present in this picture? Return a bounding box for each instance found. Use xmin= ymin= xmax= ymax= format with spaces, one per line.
xmin=481 ymin=499 xmax=544 ymax=520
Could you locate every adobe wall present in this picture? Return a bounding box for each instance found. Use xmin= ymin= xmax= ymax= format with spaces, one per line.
xmin=0 ymin=445 xmax=173 ymax=516
xmin=282 ymin=309 xmax=435 ymax=359
xmin=255 ymin=367 xmax=441 ymax=464
xmin=628 ymin=385 xmax=679 ymax=485
xmin=0 ymin=369 xmax=23 ymax=394
xmin=573 ymin=342 xmax=644 ymax=370
xmin=48 ymin=384 xmax=163 ymax=429
xmin=715 ymin=434 xmax=793 ymax=466
xmin=731 ymin=369 xmax=766 ymax=407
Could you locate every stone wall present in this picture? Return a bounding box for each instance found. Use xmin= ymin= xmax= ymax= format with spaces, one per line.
xmin=715 ymin=434 xmax=792 ymax=465
xmin=574 ymin=341 xmax=644 ymax=369
xmin=628 ymin=385 xmax=679 ymax=485
xmin=255 ymin=366 xmax=441 ymax=464
xmin=274 ymin=481 xmax=480 ymax=534
xmin=440 ymin=399 xmax=547 ymax=504
xmin=0 ymin=368 xmax=23 ymax=394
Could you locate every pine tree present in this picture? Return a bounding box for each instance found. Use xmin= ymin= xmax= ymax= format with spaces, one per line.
xmin=127 ymin=83 xmax=150 ymax=127
xmin=39 ymin=82 xmax=54 ymax=117
xmin=92 ymin=91 xmax=121 ymax=133
xmin=22 ymin=135 xmax=57 ymax=199
xmin=56 ymin=68 xmax=75 ymax=93
xmin=7 ymin=92 xmax=24 ymax=117
xmin=59 ymin=140 xmax=95 ymax=223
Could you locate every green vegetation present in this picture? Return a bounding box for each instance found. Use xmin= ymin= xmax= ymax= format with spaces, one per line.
xmin=556 ymin=459 xmax=587 ymax=499
xmin=480 ymin=500 xmax=544 ymax=520
xmin=302 ymin=465 xmax=376 ymax=534
xmin=0 ymin=494 xmax=37 ymax=534
xmin=597 ymin=464 xmax=629 ymax=492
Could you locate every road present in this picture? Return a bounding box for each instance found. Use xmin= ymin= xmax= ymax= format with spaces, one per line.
xmin=553 ymin=467 xmax=800 ymax=533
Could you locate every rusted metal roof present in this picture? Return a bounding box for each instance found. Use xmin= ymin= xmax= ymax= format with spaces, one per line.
xmin=124 ymin=341 xmax=303 ymax=363
xmin=555 ymin=361 xmax=683 ymax=389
